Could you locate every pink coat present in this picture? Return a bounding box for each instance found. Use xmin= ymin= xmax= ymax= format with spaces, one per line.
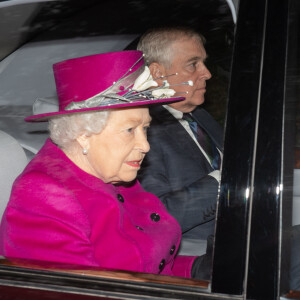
xmin=0 ymin=139 xmax=195 ymax=277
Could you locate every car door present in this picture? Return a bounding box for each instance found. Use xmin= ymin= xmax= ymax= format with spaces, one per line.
xmin=0 ymin=0 xmax=299 ymax=299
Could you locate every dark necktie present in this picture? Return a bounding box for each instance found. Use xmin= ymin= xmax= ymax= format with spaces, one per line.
xmin=182 ymin=113 xmax=220 ymax=170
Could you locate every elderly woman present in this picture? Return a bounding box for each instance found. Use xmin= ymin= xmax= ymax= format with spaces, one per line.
xmin=0 ymin=51 xmax=209 ymax=279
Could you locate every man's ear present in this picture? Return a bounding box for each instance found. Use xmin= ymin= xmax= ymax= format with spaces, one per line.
xmin=149 ymin=62 xmax=166 ymax=83
xmin=76 ymin=134 xmax=90 ymax=151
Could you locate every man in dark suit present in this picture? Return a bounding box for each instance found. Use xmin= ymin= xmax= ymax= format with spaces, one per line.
xmin=137 ymin=27 xmax=223 ymax=255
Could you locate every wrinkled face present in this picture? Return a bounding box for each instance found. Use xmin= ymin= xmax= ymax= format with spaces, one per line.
xmin=78 ymin=107 xmax=151 ymax=184
xmin=153 ymin=37 xmax=212 ymax=113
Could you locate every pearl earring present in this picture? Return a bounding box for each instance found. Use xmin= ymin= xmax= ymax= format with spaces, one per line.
xmin=82 ymin=148 xmax=88 ymax=155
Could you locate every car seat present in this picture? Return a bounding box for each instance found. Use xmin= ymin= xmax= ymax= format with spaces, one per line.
xmin=0 ymin=130 xmax=28 ymax=221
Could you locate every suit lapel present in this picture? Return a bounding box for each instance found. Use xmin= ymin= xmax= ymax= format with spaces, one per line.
xmin=191 ymin=108 xmax=223 ymax=151
xmin=149 ymin=106 xmax=213 ymax=165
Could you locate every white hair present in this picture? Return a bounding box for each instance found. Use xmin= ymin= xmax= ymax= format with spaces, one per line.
xmin=49 ymin=110 xmax=110 ymax=152
xmin=137 ymin=26 xmax=205 ymax=68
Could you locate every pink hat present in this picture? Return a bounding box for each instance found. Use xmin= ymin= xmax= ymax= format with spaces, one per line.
xmin=25 ymin=50 xmax=184 ymax=122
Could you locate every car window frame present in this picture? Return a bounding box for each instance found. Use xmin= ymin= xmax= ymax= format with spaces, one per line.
xmin=212 ymin=0 xmax=296 ymax=299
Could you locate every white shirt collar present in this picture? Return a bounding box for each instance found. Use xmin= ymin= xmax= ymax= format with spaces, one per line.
xmin=163 ymin=105 xmax=183 ymax=120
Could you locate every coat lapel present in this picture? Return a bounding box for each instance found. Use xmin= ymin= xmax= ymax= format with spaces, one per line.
xmin=191 ymin=108 xmax=223 ymax=151
xmin=149 ymin=106 xmax=212 ymax=164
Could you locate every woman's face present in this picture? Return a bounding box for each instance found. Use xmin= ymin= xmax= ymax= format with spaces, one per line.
xmin=80 ymin=107 xmax=151 ymax=184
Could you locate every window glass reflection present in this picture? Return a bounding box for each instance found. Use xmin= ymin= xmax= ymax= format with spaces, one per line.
xmin=287 ymin=0 xmax=300 ymax=291
xmin=0 ymin=0 xmax=233 ymax=288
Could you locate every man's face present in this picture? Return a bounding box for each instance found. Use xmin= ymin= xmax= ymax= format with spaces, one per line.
xmin=153 ymin=37 xmax=212 ymax=113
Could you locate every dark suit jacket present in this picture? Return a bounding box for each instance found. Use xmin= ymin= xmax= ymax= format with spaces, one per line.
xmin=138 ymin=106 xmax=223 ymax=241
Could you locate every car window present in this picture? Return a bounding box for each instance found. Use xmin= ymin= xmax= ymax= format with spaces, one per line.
xmin=7 ymin=1 xmax=300 ymax=299
xmin=0 ymin=0 xmax=298 ymax=299
xmin=0 ymin=0 xmax=234 ymax=287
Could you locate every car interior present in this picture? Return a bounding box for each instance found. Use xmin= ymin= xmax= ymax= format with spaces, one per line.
xmin=0 ymin=0 xmax=299 ymax=299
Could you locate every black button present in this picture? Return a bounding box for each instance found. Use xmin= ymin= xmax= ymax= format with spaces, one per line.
xmin=170 ymin=245 xmax=176 ymax=255
xmin=117 ymin=194 xmax=124 ymax=202
xmin=150 ymin=213 xmax=160 ymax=222
xmin=159 ymin=259 xmax=165 ymax=271
xmin=136 ymin=226 xmax=144 ymax=231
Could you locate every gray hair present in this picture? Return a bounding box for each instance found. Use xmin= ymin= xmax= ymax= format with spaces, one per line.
xmin=49 ymin=110 xmax=110 ymax=152
xmin=137 ymin=26 xmax=206 ymax=68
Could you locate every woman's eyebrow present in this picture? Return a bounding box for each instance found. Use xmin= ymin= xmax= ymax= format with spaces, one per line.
xmin=123 ymin=117 xmax=152 ymax=125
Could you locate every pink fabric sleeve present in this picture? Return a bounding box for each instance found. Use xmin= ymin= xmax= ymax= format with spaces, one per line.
xmin=1 ymin=172 xmax=98 ymax=266
xmin=172 ymin=255 xmax=197 ymax=278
